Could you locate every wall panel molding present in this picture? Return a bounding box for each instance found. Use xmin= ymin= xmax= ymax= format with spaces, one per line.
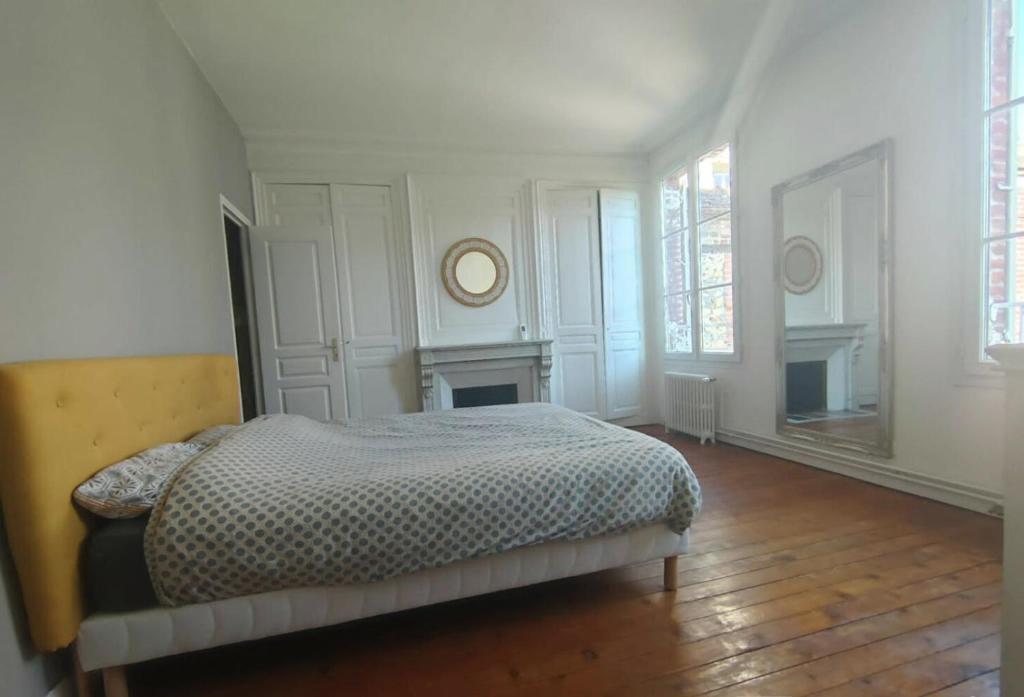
xmin=408 ymin=175 xmax=539 ymax=346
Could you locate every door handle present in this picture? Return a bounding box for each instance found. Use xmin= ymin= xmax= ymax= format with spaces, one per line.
xmin=327 ymin=338 xmax=340 ymax=362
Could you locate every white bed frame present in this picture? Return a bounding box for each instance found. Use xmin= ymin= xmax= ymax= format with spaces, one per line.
xmin=77 ymin=524 xmax=687 ymax=695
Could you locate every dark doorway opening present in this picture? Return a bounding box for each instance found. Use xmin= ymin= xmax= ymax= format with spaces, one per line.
xmin=223 ymin=212 xmax=261 ymax=420
xmin=452 ymin=384 xmax=518 ymax=408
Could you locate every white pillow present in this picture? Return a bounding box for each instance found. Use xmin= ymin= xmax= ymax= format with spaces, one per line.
xmin=73 ymin=442 xmax=203 ymax=519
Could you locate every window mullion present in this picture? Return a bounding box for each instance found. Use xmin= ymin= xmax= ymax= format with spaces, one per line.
xmin=688 ymin=161 xmax=701 ymax=355
xmin=697 ymin=281 xmax=734 ymax=292
xmin=983 ymin=230 xmax=1024 ymax=243
xmin=1011 ymin=232 xmax=1019 ymax=341
xmin=985 ymin=93 xmax=1024 ymax=115
xmin=695 ymin=208 xmax=731 ymax=227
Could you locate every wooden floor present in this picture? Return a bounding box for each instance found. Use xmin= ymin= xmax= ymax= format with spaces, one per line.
xmin=129 ymin=430 xmax=1003 ymax=697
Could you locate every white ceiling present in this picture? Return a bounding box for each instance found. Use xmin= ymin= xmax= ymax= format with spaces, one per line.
xmin=158 ymin=0 xmax=853 ymax=156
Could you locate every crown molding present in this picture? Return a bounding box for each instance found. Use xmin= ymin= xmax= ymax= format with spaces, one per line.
xmin=242 ymin=129 xmax=653 ymax=164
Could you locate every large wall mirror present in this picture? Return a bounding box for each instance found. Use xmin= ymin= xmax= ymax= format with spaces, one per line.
xmin=773 ymin=140 xmax=893 ymax=457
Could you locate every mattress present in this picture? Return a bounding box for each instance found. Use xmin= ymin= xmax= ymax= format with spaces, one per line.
xmin=78 ymin=522 xmax=688 ymax=671
xmin=84 ymin=517 xmax=156 ymax=613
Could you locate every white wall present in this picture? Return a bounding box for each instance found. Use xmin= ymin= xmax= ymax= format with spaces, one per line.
xmin=0 ymin=0 xmax=252 ymax=693
xmin=250 ymin=141 xmax=653 ymax=417
xmin=647 ymin=0 xmax=1005 ymax=507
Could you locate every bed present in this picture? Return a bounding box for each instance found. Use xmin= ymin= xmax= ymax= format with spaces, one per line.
xmin=0 ymin=355 xmax=698 ymax=697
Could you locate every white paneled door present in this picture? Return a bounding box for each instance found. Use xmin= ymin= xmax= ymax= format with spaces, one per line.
xmin=250 ymin=225 xmax=348 ymax=421
xmin=329 ymin=184 xmax=414 ymax=418
xmin=253 ymin=183 xmax=415 ymax=421
xmin=600 ymin=189 xmax=644 ymax=420
xmin=546 ymin=188 xmax=607 ymax=418
xmin=543 ymin=187 xmax=644 ymax=421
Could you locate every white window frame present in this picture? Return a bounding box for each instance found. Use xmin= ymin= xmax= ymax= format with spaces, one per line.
xmin=963 ymin=0 xmax=1016 ymax=383
xmin=658 ymin=142 xmax=740 ymax=362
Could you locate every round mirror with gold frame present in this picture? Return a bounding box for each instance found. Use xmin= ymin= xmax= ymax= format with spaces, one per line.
xmin=441 ymin=237 xmax=509 ymax=307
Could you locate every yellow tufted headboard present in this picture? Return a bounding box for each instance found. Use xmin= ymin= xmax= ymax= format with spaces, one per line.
xmin=0 ymin=354 xmax=240 ymax=651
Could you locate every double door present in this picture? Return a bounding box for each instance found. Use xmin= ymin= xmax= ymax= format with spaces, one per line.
xmin=250 ymin=183 xmax=414 ymax=421
xmin=544 ymin=188 xmax=644 ymax=421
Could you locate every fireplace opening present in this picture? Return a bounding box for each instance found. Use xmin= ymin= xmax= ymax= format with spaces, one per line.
xmin=452 ymin=383 xmax=519 ymax=408
xmin=786 ymin=360 xmax=827 ymax=416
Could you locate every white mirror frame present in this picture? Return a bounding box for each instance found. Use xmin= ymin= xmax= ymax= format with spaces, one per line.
xmin=772 ymin=139 xmax=894 ymax=457
xmin=441 ymin=237 xmax=510 ymax=307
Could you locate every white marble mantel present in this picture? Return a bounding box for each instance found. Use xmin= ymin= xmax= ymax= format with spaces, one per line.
xmin=416 ymin=340 xmax=554 ymax=411
xmin=784 ymin=322 xmax=867 ymax=345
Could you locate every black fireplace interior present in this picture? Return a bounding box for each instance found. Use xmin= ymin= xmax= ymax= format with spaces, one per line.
xmin=786 ymin=360 xmax=827 ymax=414
xmin=452 ymin=384 xmax=518 ymax=408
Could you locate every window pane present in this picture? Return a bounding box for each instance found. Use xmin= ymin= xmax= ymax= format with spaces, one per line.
xmin=700 ymin=285 xmax=734 ymax=353
xmin=697 ymin=144 xmax=731 ymax=222
xmin=662 ymin=168 xmax=689 ymax=235
xmin=698 ymin=214 xmax=733 ymax=287
xmin=988 ymin=106 xmax=1019 ymax=239
xmin=986 ymin=236 xmax=1024 ymax=344
xmin=665 ymin=293 xmax=693 ymax=353
xmin=989 ymin=0 xmax=1021 ymax=109
xmin=663 ymin=231 xmax=690 ymax=295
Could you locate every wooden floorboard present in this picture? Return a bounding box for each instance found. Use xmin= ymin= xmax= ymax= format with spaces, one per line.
xmin=129 ymin=430 xmax=1003 ymax=697
xmin=925 ymin=670 xmax=1001 ymax=696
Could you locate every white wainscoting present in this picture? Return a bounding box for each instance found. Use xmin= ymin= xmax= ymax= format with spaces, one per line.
xmin=252 ymin=165 xmax=648 ymax=423
xmin=717 ymin=428 xmax=1003 ymax=515
xmin=408 ymin=175 xmax=540 ymax=346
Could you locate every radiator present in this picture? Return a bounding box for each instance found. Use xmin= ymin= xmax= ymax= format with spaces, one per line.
xmin=664 ymin=372 xmax=717 ymax=444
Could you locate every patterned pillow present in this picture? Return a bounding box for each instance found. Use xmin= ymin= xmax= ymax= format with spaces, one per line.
xmin=73 ymin=442 xmax=203 ymax=519
xmin=187 ymin=424 xmax=240 ymax=449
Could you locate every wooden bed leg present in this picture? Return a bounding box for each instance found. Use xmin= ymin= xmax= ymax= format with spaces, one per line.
xmin=102 ymin=666 xmax=130 ymax=697
xmin=663 ymin=555 xmax=679 ymax=591
xmin=73 ymin=647 xmax=94 ymax=697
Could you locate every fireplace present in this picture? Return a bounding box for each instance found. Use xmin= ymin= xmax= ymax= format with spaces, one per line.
xmin=786 ymin=360 xmax=827 ymax=414
xmin=416 ymin=340 xmax=553 ymax=411
xmin=452 ymin=383 xmax=518 ymax=408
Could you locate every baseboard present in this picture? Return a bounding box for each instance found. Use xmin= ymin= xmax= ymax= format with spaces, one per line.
xmin=46 ymin=677 xmax=73 ymax=697
xmin=715 ymin=428 xmax=1003 ymax=517
xmin=610 ymin=414 xmax=650 ymax=428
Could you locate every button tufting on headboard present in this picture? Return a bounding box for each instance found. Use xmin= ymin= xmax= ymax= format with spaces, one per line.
xmin=0 ymin=354 xmax=241 ymax=652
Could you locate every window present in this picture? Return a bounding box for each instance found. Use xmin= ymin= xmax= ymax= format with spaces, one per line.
xmin=661 ymin=144 xmax=737 ymax=356
xmin=984 ymin=0 xmax=1024 ymax=352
